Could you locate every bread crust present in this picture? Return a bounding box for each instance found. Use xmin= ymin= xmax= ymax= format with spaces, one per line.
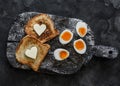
xmin=25 ymin=13 xmax=59 ymax=43
xmin=16 ymin=35 xmax=50 ymax=71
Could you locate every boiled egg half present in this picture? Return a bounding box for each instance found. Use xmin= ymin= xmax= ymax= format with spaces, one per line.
xmin=54 ymin=48 xmax=69 ymax=61
xmin=73 ymin=39 xmax=86 ymax=54
xmin=76 ymin=21 xmax=87 ymax=37
xmin=59 ymin=29 xmax=73 ymax=44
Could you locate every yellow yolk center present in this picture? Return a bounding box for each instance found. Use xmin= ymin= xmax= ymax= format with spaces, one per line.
xmin=61 ymin=31 xmax=71 ymax=41
xmin=75 ymin=40 xmax=84 ymax=50
xmin=60 ymin=51 xmax=68 ymax=59
xmin=78 ymin=27 xmax=86 ymax=36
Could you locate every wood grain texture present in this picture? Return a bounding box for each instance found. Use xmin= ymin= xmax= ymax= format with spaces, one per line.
xmin=0 ymin=0 xmax=120 ymax=86
xmin=7 ymin=12 xmax=94 ymax=74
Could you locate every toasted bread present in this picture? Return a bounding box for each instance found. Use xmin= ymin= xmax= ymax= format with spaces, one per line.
xmin=25 ymin=13 xmax=59 ymax=43
xmin=16 ymin=35 xmax=50 ymax=71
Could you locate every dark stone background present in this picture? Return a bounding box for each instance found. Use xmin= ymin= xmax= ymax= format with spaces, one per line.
xmin=0 ymin=0 xmax=120 ymax=86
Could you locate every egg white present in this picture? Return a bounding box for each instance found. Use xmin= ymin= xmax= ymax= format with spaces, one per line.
xmin=54 ymin=48 xmax=69 ymax=61
xmin=59 ymin=29 xmax=73 ymax=44
xmin=73 ymin=39 xmax=86 ymax=54
xmin=76 ymin=21 xmax=88 ymax=37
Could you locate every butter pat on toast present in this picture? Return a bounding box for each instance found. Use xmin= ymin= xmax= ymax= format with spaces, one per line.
xmin=25 ymin=13 xmax=59 ymax=43
xmin=16 ymin=35 xmax=50 ymax=71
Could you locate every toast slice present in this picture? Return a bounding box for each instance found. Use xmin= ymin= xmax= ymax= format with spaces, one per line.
xmin=16 ymin=35 xmax=50 ymax=71
xmin=25 ymin=13 xmax=59 ymax=43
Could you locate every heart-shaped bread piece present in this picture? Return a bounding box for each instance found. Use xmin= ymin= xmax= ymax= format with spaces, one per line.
xmin=25 ymin=46 xmax=37 ymax=59
xmin=16 ymin=35 xmax=50 ymax=71
xmin=25 ymin=13 xmax=59 ymax=43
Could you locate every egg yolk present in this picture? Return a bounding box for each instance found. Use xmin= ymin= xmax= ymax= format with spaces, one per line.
xmin=75 ymin=40 xmax=84 ymax=50
xmin=60 ymin=51 xmax=68 ymax=59
xmin=78 ymin=27 xmax=86 ymax=36
xmin=61 ymin=31 xmax=71 ymax=41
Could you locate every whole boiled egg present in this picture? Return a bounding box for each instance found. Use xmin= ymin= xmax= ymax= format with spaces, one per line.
xmin=76 ymin=21 xmax=87 ymax=37
xmin=73 ymin=39 xmax=86 ymax=54
xmin=54 ymin=48 xmax=69 ymax=61
xmin=59 ymin=29 xmax=73 ymax=44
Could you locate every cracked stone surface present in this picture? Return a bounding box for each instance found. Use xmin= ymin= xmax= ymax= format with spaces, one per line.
xmin=0 ymin=0 xmax=120 ymax=86
xmin=104 ymin=0 xmax=120 ymax=9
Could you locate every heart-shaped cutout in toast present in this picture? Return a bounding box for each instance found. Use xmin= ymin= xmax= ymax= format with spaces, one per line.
xmin=25 ymin=46 xmax=37 ymax=59
xmin=33 ymin=24 xmax=46 ymax=36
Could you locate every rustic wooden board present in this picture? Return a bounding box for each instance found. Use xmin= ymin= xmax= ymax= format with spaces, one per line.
xmin=6 ymin=12 xmax=95 ymax=74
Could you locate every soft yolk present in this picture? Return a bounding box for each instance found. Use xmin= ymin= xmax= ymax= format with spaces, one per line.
xmin=78 ymin=27 xmax=86 ymax=36
xmin=75 ymin=40 xmax=84 ymax=50
xmin=61 ymin=31 xmax=71 ymax=41
xmin=60 ymin=51 xmax=68 ymax=59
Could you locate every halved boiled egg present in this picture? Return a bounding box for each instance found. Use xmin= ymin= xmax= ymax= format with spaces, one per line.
xmin=76 ymin=21 xmax=87 ymax=37
xmin=59 ymin=29 xmax=73 ymax=44
xmin=54 ymin=48 xmax=69 ymax=61
xmin=73 ymin=39 xmax=86 ymax=54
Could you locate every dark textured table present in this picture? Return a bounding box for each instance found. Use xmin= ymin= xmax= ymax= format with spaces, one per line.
xmin=0 ymin=0 xmax=120 ymax=86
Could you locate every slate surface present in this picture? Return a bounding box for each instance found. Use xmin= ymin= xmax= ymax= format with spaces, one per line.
xmin=0 ymin=0 xmax=120 ymax=86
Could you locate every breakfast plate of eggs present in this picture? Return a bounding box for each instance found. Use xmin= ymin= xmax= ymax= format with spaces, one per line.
xmin=7 ymin=12 xmax=118 ymax=74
